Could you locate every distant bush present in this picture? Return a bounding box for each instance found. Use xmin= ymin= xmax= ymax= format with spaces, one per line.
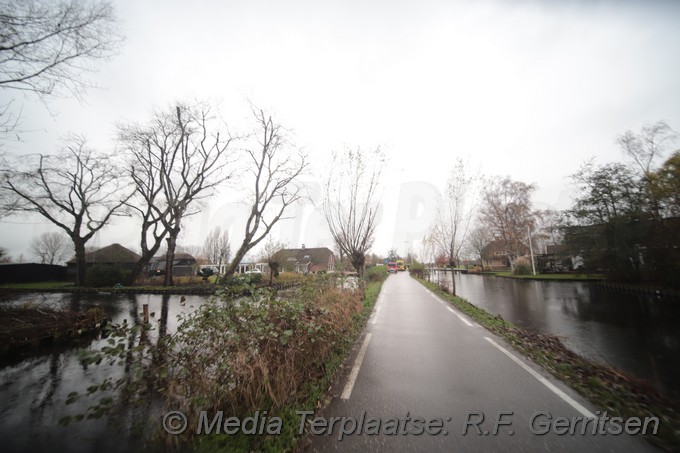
xmin=365 ymin=265 xmax=388 ymax=282
xmin=221 ymin=272 xmax=263 ymax=290
xmin=513 ymin=257 xmax=532 ymax=275
xmin=408 ymin=262 xmax=425 ymax=278
xmin=468 ymin=265 xmax=483 ymax=274
xmin=246 ymin=273 xmax=263 ymax=285
xmin=85 ymin=264 xmax=127 ymax=287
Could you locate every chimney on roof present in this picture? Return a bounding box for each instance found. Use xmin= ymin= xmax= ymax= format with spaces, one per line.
xmin=301 ymin=244 xmax=305 ymax=250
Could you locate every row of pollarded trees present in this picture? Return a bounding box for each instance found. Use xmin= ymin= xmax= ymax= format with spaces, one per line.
xmin=0 ymin=103 xmax=307 ymax=286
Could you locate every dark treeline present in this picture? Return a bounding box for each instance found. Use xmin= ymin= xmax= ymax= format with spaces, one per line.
xmin=564 ymin=121 xmax=680 ymax=287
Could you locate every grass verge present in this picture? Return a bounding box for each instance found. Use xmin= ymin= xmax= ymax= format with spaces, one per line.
xmin=417 ymin=277 xmax=679 ymax=451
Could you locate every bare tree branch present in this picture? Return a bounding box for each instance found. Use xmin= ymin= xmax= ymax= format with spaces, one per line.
xmin=0 ymin=136 xmax=131 ymax=284
xmin=427 ymin=159 xmax=479 ymax=294
xmin=478 ymin=176 xmax=536 ymax=270
xmin=0 ymin=0 xmax=122 ymax=99
xmin=322 ymin=147 xmax=383 ymax=278
xmin=118 ymin=101 xmax=235 ymax=285
xmin=202 ymin=226 xmax=231 ymax=271
xmin=221 ymin=107 xmax=307 ymax=279
xmin=29 ymin=231 xmax=71 ymax=264
xmin=0 ymin=0 xmax=122 ymax=141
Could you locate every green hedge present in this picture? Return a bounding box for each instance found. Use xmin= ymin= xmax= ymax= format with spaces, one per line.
xmin=365 ymin=265 xmax=388 ymax=282
xmin=85 ymin=264 xmax=128 ymax=287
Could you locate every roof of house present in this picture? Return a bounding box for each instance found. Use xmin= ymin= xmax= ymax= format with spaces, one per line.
xmin=483 ymin=238 xmax=530 ymax=256
xmin=482 ymin=239 xmax=508 ymax=256
xmin=150 ymin=253 xmax=196 ymax=262
xmin=67 ymin=243 xmax=141 ymax=264
xmin=273 ymin=247 xmax=334 ymax=265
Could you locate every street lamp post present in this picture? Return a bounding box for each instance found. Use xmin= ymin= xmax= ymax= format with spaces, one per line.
xmin=527 ymin=224 xmax=537 ymax=276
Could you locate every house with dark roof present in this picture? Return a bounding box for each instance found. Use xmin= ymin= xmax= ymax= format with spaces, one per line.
xmin=148 ymin=252 xmax=198 ymax=277
xmin=273 ymin=245 xmax=335 ymax=274
xmin=66 ymin=243 xmax=141 ymax=278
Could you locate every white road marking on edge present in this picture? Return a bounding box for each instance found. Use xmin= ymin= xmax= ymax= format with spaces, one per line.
xmin=484 ymin=337 xmax=595 ymax=418
xmin=457 ymin=314 xmax=473 ymax=326
xmin=371 ymin=305 xmax=381 ymax=324
xmin=448 ymin=308 xmax=473 ymax=327
xmin=341 ymin=333 xmax=372 ymax=400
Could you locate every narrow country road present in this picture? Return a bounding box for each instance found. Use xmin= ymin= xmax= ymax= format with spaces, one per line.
xmin=304 ymin=272 xmax=657 ymax=452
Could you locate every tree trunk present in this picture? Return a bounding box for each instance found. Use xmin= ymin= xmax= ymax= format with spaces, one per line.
xmin=127 ymin=255 xmax=151 ymax=286
xmin=126 ymin=239 xmax=165 ymax=285
xmin=268 ymin=262 xmax=278 ymax=285
xmin=221 ymin=242 xmax=249 ymax=281
xmin=164 ymin=233 xmax=178 ymax=287
xmin=351 ymin=253 xmax=365 ymax=278
xmin=74 ymin=239 xmax=86 ymax=286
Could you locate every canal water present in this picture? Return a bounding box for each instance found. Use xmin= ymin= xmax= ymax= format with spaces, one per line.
xmin=0 ymin=292 xmax=208 ymax=453
xmin=429 ymin=272 xmax=680 ymax=399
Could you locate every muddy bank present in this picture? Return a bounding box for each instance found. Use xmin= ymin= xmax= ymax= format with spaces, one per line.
xmin=0 ymin=307 xmax=107 ymax=354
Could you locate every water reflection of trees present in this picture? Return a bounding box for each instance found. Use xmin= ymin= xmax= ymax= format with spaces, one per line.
xmin=0 ymin=293 xmax=197 ymax=451
xmin=449 ymin=275 xmax=680 ymax=397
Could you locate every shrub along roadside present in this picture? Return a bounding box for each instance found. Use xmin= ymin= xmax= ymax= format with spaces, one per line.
xmin=415 ymin=277 xmax=679 ymax=451
xmin=67 ymin=274 xmax=385 ymax=452
xmin=184 ymin=276 xmax=385 ymax=452
xmin=365 ymin=265 xmax=388 ymax=282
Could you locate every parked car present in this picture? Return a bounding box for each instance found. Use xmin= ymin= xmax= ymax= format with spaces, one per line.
xmin=197 ymin=265 xmax=219 ymax=276
xmin=197 ymin=265 xmax=219 ymax=278
xmin=245 ymin=268 xmax=262 ymax=274
xmin=387 ymin=262 xmax=398 ymax=273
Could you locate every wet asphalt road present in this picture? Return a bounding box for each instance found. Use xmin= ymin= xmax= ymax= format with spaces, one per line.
xmin=305 ymin=272 xmax=657 ymax=452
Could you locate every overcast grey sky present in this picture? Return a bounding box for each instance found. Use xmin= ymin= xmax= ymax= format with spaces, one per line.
xmin=2 ymin=0 xmax=680 ymax=261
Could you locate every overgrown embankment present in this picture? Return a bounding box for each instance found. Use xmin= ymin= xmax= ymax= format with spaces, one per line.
xmin=0 ymin=307 xmax=106 ymax=354
xmin=72 ymin=272 xmax=385 ymax=452
xmin=416 ymin=277 xmax=679 ymax=451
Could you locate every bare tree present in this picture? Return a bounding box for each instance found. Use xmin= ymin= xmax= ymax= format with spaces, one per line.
xmin=322 ymin=148 xmax=383 ymax=278
xmin=221 ymin=108 xmax=307 ymax=279
xmin=29 ymin=231 xmax=71 ymax=264
xmin=427 ymin=159 xmax=478 ymax=294
xmin=259 ymin=236 xmax=285 ymax=285
xmin=479 ymin=177 xmax=536 ymax=270
xmin=0 ymin=0 xmax=122 ymax=139
xmin=418 ymin=234 xmax=437 ymax=267
xmin=0 ymin=247 xmax=11 ymax=263
xmin=618 ymin=121 xmax=678 ymax=219
xmin=618 ymin=121 xmax=678 ymax=177
xmin=0 ymin=137 xmax=131 ymax=285
xmin=118 ymin=102 xmax=235 ymax=285
xmin=466 ymin=225 xmax=492 ymax=268
xmin=202 ymin=226 xmax=231 ymax=270
xmin=534 ymin=209 xmax=564 ymax=254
